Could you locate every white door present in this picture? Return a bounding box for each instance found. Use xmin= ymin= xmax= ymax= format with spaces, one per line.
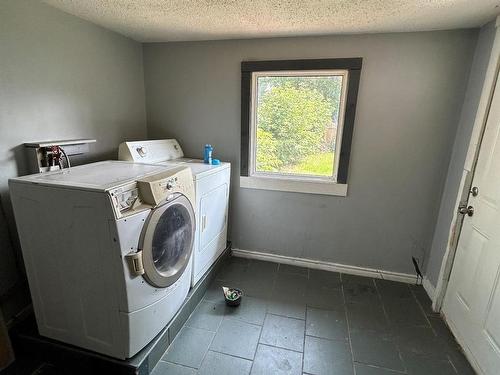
xmin=443 ymin=71 xmax=500 ymax=374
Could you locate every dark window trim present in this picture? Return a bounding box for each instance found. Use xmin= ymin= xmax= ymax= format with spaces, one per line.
xmin=240 ymin=58 xmax=362 ymax=185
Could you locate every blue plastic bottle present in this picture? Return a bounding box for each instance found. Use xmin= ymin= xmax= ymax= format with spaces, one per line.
xmin=204 ymin=144 xmax=213 ymax=164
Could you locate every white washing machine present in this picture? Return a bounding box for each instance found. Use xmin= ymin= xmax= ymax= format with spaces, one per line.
xmin=118 ymin=140 xmax=230 ymax=286
xmin=9 ymin=161 xmax=196 ymax=359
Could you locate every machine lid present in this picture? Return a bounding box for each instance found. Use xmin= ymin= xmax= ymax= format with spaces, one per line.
xmin=158 ymin=159 xmax=230 ymax=180
xmin=10 ymin=161 xmax=172 ymax=191
xmin=140 ymin=194 xmax=195 ymax=288
xmin=185 ymin=160 xmax=230 ymax=179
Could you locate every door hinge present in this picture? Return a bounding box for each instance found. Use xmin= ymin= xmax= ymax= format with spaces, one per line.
xmin=125 ymin=251 xmax=144 ymax=276
xmin=458 ymin=204 xmax=474 ymax=217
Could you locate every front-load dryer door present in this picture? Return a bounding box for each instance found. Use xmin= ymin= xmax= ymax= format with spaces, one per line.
xmin=140 ymin=194 xmax=195 ymax=288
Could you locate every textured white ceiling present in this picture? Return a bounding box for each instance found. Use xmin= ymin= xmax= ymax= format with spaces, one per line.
xmin=44 ymin=0 xmax=500 ymax=42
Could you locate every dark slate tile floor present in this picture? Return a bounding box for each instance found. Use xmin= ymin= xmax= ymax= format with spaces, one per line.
xmin=152 ymin=257 xmax=476 ymax=375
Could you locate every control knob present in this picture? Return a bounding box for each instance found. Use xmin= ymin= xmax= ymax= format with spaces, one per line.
xmin=137 ymin=147 xmax=147 ymax=157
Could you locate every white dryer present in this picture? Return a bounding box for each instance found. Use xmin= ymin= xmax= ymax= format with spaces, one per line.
xmin=9 ymin=161 xmax=196 ymax=359
xmin=119 ymin=140 xmax=230 ymax=286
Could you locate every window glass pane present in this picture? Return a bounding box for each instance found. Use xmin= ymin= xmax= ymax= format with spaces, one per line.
xmin=255 ymin=74 xmax=344 ymax=178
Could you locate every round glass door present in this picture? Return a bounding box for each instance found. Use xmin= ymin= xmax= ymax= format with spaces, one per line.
xmin=140 ymin=194 xmax=195 ymax=288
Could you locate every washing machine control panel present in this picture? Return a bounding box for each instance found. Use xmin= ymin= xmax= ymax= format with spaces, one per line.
xmin=109 ymin=167 xmax=194 ymax=218
xmin=137 ymin=167 xmax=192 ymax=206
xmin=118 ymin=139 xmax=184 ymax=163
xmin=160 ymin=177 xmax=178 ymax=191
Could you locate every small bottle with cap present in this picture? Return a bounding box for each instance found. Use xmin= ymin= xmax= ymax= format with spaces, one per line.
xmin=204 ymin=144 xmax=213 ymax=164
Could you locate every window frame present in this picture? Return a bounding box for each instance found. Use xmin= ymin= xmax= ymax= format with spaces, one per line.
xmin=240 ymin=58 xmax=362 ymax=196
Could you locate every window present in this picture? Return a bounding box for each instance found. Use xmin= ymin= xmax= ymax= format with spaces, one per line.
xmin=240 ymin=59 xmax=362 ymax=196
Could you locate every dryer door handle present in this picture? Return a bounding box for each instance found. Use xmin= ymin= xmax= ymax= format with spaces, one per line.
xmin=202 ymin=215 xmax=207 ymax=232
xmin=125 ymin=251 xmax=145 ymax=277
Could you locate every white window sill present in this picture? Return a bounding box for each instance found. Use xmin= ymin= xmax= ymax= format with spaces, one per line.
xmin=240 ymin=176 xmax=348 ymax=196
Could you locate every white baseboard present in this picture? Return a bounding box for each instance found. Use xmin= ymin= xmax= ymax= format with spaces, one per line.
xmin=423 ymin=276 xmax=436 ymax=301
xmin=232 ymin=248 xmax=418 ymax=284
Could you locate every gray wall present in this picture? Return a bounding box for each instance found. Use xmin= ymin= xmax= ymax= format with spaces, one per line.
xmin=143 ymin=30 xmax=477 ymax=276
xmin=0 ymin=1 xmax=147 ymax=319
xmin=0 ymin=1 xmax=485 ymax=316
xmin=425 ymin=22 xmax=496 ymax=287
